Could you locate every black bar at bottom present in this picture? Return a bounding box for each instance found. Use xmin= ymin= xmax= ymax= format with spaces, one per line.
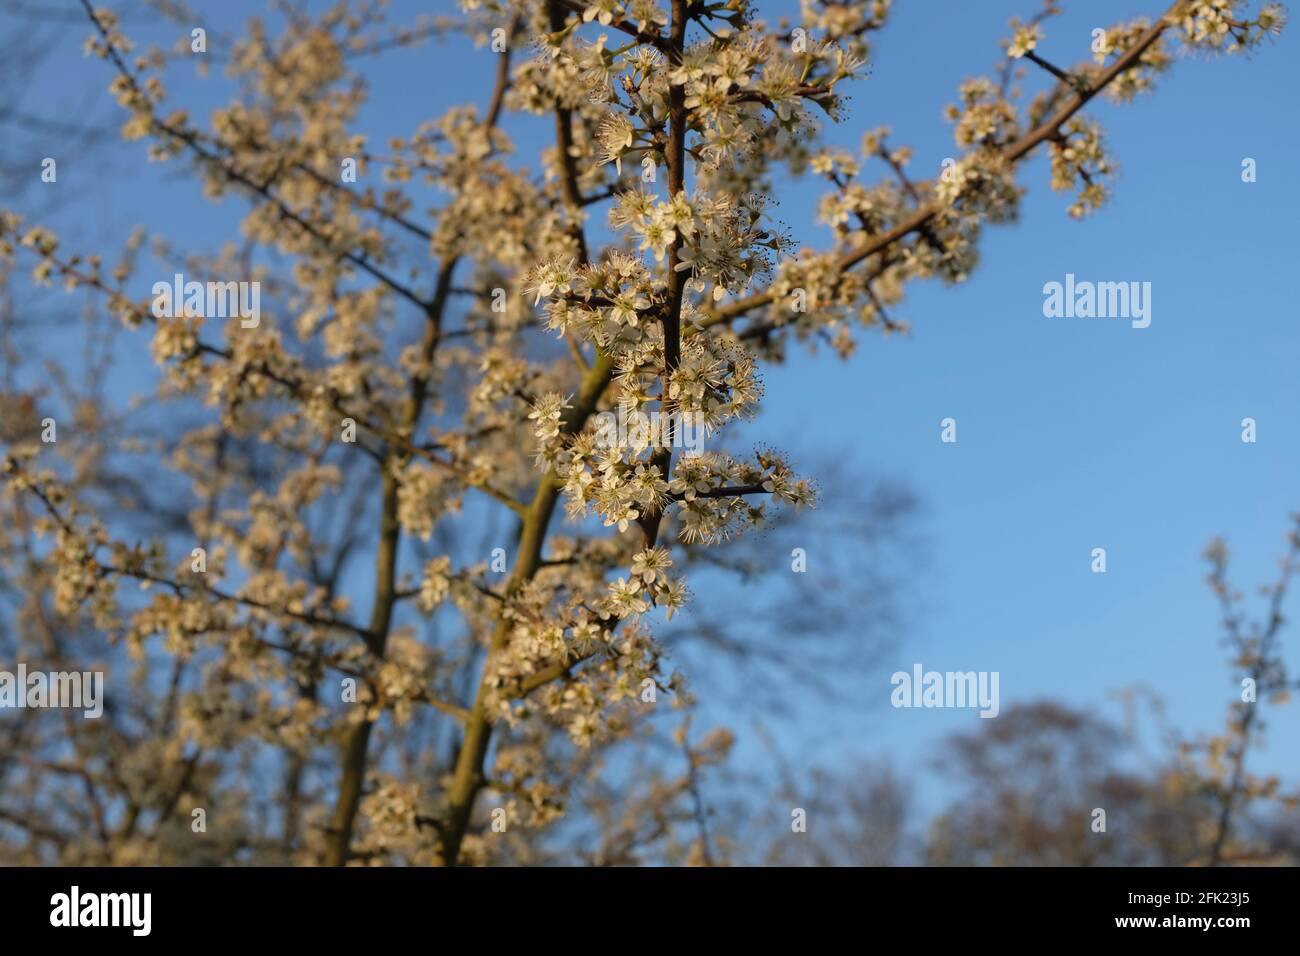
xmin=0 ymin=865 xmax=1286 ymax=942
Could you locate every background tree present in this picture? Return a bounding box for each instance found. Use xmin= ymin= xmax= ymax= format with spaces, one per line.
xmin=735 ymin=522 xmax=1300 ymax=867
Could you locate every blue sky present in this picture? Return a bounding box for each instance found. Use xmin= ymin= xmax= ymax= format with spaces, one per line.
xmin=9 ymin=0 xmax=1298 ymax=820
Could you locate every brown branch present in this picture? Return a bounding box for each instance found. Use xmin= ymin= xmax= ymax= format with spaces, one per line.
xmin=698 ymin=0 xmax=1189 ymax=334
xmin=555 ymin=0 xmax=669 ymax=52
xmin=81 ymin=0 xmax=434 ymax=312
xmin=1022 ymin=50 xmax=1081 ymax=89
xmin=322 ymin=23 xmax=522 ymax=865
xmin=668 ymin=483 xmax=768 ymax=501
xmin=434 ymin=348 xmax=616 ymax=865
xmin=551 ymin=2 xmax=590 ymax=266
xmin=1206 ymin=518 xmax=1300 ymax=865
xmin=637 ymin=0 xmax=689 ymax=550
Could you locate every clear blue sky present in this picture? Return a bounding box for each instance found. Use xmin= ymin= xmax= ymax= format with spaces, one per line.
xmin=12 ymin=0 xmax=1298 ymax=818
